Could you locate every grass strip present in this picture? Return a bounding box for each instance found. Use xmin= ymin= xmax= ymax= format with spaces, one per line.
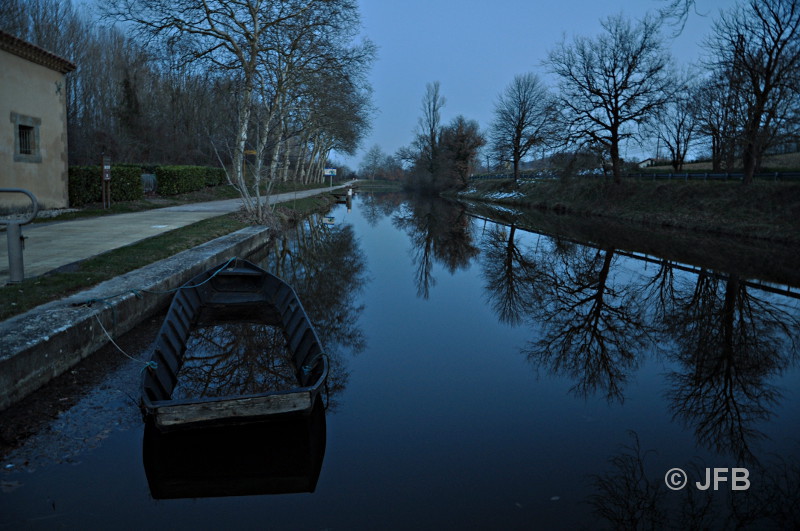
xmin=0 ymin=214 xmax=247 ymax=320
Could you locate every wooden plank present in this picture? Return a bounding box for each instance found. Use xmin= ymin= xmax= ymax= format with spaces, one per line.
xmin=155 ymin=391 xmax=314 ymax=430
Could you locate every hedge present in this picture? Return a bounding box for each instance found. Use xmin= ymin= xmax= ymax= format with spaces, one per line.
xmin=68 ymin=165 xmax=227 ymax=205
xmin=155 ymin=166 xmax=227 ymax=195
xmin=68 ymin=165 xmax=144 ymax=207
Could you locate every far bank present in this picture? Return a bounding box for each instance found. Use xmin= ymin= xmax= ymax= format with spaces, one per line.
xmin=451 ymin=178 xmax=800 ymax=245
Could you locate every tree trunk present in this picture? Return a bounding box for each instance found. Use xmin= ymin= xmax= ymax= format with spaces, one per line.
xmin=610 ymin=140 xmax=622 ymax=184
xmin=742 ymin=141 xmax=756 ymax=185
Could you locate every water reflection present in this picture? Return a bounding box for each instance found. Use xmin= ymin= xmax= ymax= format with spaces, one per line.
xmin=589 ymin=433 xmax=800 ymax=529
xmin=397 ymin=196 xmax=799 ymax=461
xmin=172 ymin=323 xmax=297 ymax=400
xmin=360 ymin=191 xmax=405 ymax=227
xmin=143 ymin=398 xmax=326 ymax=499
xmin=481 ymin=224 xmax=544 ymax=326
xmin=523 ymin=245 xmax=653 ymax=403
xmin=660 ymin=271 xmax=799 ymax=462
xmin=393 ymin=196 xmax=479 ymax=298
xmin=257 ymin=213 xmax=370 ymax=410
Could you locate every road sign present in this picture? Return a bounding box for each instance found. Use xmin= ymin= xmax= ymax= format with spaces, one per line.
xmin=324 ymin=168 xmax=337 ymax=176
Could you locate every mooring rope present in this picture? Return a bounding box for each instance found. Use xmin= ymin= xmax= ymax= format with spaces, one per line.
xmin=94 ymin=313 xmax=157 ymax=371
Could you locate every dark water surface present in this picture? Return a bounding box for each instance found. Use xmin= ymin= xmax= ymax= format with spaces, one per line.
xmin=2 ymin=192 xmax=799 ymax=530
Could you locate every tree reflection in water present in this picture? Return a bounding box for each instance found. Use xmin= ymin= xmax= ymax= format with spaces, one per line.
xmin=393 ymin=196 xmax=479 ymax=299
xmin=589 ymin=433 xmax=800 ymax=529
xmin=360 ymin=191 xmax=405 ymax=227
xmin=658 ymin=271 xmax=800 ymax=462
xmin=260 ymin=213 xmax=370 ymax=410
xmin=172 ymin=323 xmax=297 ymax=400
xmin=347 ymin=194 xmax=800 ymax=461
xmin=357 ymin=195 xmax=799 ymax=525
xmin=470 ymin=207 xmax=800 ymax=459
xmin=522 ymin=245 xmax=653 ymax=403
xmin=481 ymin=224 xmax=545 ymax=326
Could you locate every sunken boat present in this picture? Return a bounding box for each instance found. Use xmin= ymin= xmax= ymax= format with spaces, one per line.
xmin=141 ymin=258 xmax=328 ymax=432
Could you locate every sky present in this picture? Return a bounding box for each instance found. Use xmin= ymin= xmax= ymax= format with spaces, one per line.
xmin=333 ymin=0 xmax=738 ymax=170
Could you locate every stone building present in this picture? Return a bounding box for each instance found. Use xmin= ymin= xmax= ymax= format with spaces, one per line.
xmin=0 ymin=30 xmax=75 ymax=212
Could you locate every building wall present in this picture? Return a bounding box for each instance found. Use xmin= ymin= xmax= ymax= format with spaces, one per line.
xmin=0 ymin=48 xmax=70 ymax=212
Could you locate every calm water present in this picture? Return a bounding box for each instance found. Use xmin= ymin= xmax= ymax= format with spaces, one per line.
xmin=2 ymin=192 xmax=799 ymax=530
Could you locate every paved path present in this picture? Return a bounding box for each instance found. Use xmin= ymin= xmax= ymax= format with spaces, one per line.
xmin=0 ymin=183 xmax=354 ymax=284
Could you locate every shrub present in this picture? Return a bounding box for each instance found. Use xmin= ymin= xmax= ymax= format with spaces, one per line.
xmin=68 ymin=165 xmax=144 ymax=207
xmin=155 ymin=165 xmax=226 ymax=195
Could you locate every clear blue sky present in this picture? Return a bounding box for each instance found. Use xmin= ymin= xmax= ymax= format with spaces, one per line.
xmin=333 ymin=0 xmax=736 ymax=170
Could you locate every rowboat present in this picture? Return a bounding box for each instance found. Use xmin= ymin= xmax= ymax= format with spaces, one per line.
xmin=140 ymin=258 xmax=328 ymax=432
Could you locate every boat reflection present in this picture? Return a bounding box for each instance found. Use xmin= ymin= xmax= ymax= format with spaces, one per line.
xmin=143 ymin=397 xmax=326 ymax=499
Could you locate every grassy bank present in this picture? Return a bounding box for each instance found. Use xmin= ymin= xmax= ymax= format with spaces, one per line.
xmin=355 ymin=179 xmax=404 ymax=191
xmin=0 ymin=191 xmax=337 ymax=320
xmin=455 ymin=178 xmax=800 ymax=244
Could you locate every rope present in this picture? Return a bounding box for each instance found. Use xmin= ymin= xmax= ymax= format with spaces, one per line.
xmin=139 ymin=257 xmax=238 ymax=295
xmin=76 ymin=258 xmax=239 ymax=372
xmin=94 ymin=313 xmax=157 ymax=371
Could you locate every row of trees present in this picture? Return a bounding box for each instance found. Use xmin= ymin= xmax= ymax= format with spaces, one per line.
xmin=521 ymin=0 xmax=800 ymax=185
xmin=364 ymin=0 xmax=800 ymax=189
xmin=2 ymin=0 xmax=374 ymax=220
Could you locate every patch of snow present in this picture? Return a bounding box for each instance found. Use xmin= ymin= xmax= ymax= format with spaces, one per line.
xmin=487 ymin=204 xmax=523 ymax=216
xmin=487 ymin=191 xmax=524 ymax=199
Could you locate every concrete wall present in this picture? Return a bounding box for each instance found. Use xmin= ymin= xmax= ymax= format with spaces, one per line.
xmin=0 ymin=48 xmax=70 ymax=212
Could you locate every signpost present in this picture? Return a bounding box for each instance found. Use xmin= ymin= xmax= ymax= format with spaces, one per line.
xmin=101 ymin=155 xmax=111 ymax=209
xmin=324 ymin=167 xmax=336 ymax=188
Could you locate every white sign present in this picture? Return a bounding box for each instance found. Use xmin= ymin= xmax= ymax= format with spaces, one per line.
xmin=324 ymin=168 xmax=337 ymax=176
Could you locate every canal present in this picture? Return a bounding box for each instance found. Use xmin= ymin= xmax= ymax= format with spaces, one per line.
xmin=2 ymin=191 xmax=799 ymax=529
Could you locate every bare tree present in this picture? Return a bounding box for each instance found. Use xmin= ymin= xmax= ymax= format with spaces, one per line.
xmin=105 ymin=0 xmax=314 ymax=215
xmin=706 ymin=0 xmax=800 ymax=184
xmin=359 ymin=144 xmax=386 ymax=180
xmin=415 ymin=81 xmax=446 ymax=176
xmin=646 ymin=77 xmax=697 ymax=171
xmin=490 ymin=73 xmax=557 ymax=183
xmin=692 ymin=72 xmax=745 ymax=171
xmin=546 ymin=14 xmax=674 ymax=183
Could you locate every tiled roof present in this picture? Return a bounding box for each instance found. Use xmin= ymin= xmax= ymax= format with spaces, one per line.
xmin=0 ymin=30 xmax=76 ymax=74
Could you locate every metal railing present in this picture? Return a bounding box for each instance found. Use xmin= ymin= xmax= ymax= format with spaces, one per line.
xmin=1 ymin=188 xmax=39 ymax=283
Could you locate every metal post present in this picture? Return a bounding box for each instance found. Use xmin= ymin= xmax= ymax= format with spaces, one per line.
xmin=7 ymin=223 xmax=24 ymax=283
xmin=1 ymin=188 xmax=39 ymax=284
